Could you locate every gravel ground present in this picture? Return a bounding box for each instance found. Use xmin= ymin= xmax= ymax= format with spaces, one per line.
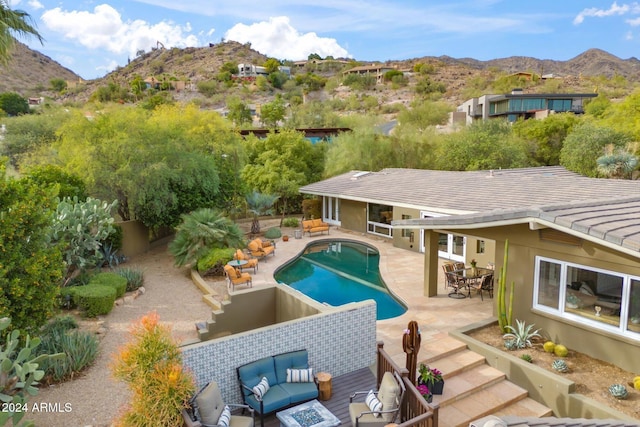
xmin=25 ymin=242 xmax=213 ymax=427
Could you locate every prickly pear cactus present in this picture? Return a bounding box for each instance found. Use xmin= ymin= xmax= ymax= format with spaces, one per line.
xmin=504 ymin=339 xmax=518 ymax=350
xmin=552 ymin=359 xmax=569 ymax=373
xmin=608 ymin=384 xmax=628 ymax=400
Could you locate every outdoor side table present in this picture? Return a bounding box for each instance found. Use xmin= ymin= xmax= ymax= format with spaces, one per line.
xmin=316 ymin=372 xmax=332 ymax=401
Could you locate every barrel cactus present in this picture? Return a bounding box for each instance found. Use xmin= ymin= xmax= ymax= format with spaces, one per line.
xmin=554 ymin=344 xmax=569 ymax=357
xmin=608 ymin=384 xmax=628 ymax=400
xmin=552 ymin=359 xmax=569 ymax=373
xmin=634 ymin=376 xmax=640 ymax=391
xmin=543 ymin=341 xmax=555 ymax=353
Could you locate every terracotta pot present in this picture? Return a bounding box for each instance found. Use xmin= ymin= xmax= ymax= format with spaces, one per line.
xmin=282 ymin=235 xmax=289 ymax=242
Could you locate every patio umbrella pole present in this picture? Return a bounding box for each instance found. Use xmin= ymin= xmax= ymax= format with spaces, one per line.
xmin=402 ymin=320 xmax=421 ymax=384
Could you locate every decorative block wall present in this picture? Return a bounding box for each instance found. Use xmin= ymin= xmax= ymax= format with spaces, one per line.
xmin=181 ymin=300 xmax=377 ymax=404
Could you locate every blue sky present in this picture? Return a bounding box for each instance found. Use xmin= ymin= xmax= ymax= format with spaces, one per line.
xmin=8 ymin=1 xmax=640 ymax=80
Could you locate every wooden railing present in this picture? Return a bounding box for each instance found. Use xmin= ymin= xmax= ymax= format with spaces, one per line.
xmin=377 ymin=342 xmax=439 ymax=427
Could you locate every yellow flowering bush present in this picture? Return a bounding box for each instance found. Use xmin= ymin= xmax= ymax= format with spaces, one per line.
xmin=111 ymin=311 xmax=195 ymax=427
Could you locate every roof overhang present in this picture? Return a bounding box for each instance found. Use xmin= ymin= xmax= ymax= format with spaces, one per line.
xmin=392 ymin=209 xmax=640 ymax=260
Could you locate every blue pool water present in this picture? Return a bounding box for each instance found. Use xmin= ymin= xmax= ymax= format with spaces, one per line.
xmin=274 ymin=240 xmax=406 ymax=320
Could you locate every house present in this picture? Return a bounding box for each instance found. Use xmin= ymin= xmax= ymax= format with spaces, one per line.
xmin=237 ymin=63 xmax=291 ymax=79
xmin=456 ymin=89 xmax=597 ymax=125
xmin=342 ymin=64 xmax=399 ymax=83
xmin=299 ymin=166 xmax=640 ymax=373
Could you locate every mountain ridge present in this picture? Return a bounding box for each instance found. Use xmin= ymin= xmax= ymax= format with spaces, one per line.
xmin=1 ymin=42 xmax=637 ymax=104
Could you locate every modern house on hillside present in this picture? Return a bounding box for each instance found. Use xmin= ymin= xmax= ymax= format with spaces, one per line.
xmin=342 ymin=64 xmax=399 ymax=83
xmin=299 ymin=166 xmax=640 ymax=373
xmin=454 ymin=89 xmax=597 ymax=125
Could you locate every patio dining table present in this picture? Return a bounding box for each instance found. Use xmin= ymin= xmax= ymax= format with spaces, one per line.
xmin=451 ymin=267 xmax=493 ymax=298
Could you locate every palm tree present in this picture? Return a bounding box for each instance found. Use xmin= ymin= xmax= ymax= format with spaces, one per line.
xmin=596 ymin=146 xmax=638 ymax=179
xmin=168 ymin=208 xmax=245 ymax=267
xmin=0 ymin=0 xmax=43 ymax=64
xmin=245 ymin=191 xmax=279 ymax=235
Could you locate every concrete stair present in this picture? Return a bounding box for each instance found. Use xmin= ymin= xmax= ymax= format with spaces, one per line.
xmin=417 ymin=336 xmax=553 ymax=427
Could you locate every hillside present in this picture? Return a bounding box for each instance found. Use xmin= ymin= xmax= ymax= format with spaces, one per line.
xmin=0 ymin=41 xmax=81 ymax=96
xmin=1 ymin=41 xmax=638 ymax=108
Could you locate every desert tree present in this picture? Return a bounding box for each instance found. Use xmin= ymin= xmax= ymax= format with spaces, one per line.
xmin=0 ymin=0 xmax=43 ymax=63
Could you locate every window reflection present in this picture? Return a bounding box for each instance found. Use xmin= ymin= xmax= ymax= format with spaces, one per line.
xmin=537 ymin=260 xmax=560 ymax=310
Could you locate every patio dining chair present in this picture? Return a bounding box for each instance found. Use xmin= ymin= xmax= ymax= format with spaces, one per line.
xmin=445 ymin=271 xmax=469 ymax=299
xmin=234 ymin=249 xmax=259 ymax=273
xmin=470 ymin=273 xmax=494 ymax=301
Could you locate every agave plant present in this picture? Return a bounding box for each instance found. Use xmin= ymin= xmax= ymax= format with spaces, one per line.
xmin=502 ymin=319 xmax=541 ymax=349
xmin=552 ymin=359 xmax=569 ymax=373
xmin=608 ymin=383 xmax=628 ymax=399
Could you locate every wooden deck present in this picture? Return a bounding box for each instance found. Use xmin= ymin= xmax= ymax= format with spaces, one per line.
xmin=262 ymin=367 xmax=377 ymax=427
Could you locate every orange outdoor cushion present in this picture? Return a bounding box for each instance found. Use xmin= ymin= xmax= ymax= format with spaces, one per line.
xmin=312 ymin=219 xmax=322 ymax=227
xmin=247 ymin=240 xmax=260 ymax=252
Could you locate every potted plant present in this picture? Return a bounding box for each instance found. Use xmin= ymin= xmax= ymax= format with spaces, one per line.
xmin=416 ymin=383 xmax=432 ymax=403
xmin=418 ymin=363 xmax=444 ymax=395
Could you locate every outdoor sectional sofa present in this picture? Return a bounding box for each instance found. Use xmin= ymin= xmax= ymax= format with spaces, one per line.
xmin=237 ymin=349 xmax=318 ymax=427
xmin=302 ymin=219 xmax=330 ymax=236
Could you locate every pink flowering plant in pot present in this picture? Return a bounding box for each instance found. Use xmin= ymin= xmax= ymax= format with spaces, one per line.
xmin=416 ymin=383 xmax=432 ymax=403
xmin=418 ymin=363 xmax=444 ymax=395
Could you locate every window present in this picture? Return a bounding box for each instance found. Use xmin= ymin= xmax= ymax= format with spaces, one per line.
xmin=534 ymin=256 xmax=640 ymax=338
xmin=401 ymin=214 xmax=412 ymax=238
xmin=322 ymin=197 xmax=340 ymax=225
xmin=476 ymin=240 xmax=485 ymax=254
xmin=367 ymin=203 xmax=393 ymax=237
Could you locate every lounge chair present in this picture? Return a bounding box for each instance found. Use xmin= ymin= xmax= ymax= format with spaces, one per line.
xmin=234 ymin=249 xmax=258 ymax=273
xmin=183 ymin=381 xmax=255 ymax=427
xmin=247 ymin=238 xmax=275 ymax=260
xmin=223 ymin=264 xmax=252 ymax=291
xmin=349 ymin=371 xmax=405 ymax=427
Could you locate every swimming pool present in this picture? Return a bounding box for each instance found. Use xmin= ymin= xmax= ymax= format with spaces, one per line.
xmin=274 ymin=239 xmax=407 ymax=320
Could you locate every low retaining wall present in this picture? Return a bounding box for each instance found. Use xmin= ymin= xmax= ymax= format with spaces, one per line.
xmin=451 ymin=319 xmax=637 ymax=421
xmin=181 ymin=299 xmax=377 ymax=405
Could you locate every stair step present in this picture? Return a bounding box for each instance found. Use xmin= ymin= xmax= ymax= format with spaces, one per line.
xmin=419 ymin=335 xmax=468 ymax=363
xmin=491 ymin=397 xmax=554 ymax=418
xmin=437 ymin=380 xmax=529 ymax=427
xmin=425 ymin=349 xmax=486 ymax=379
xmin=431 ymin=364 xmax=506 ymax=407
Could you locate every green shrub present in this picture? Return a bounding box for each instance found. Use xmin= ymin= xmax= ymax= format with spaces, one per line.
xmin=264 ymin=227 xmax=282 ymax=239
xmin=282 ymin=217 xmax=299 ymax=227
xmin=197 ymin=247 xmax=235 ymax=276
xmin=302 ymin=198 xmax=321 ymax=219
xmin=114 ymin=267 xmax=145 ymax=292
xmin=90 ymin=272 xmax=127 ymax=298
xmin=72 ymin=284 xmax=116 ymax=317
xmin=41 ymin=315 xmax=78 ymax=336
xmin=37 ymin=326 xmax=99 ymax=383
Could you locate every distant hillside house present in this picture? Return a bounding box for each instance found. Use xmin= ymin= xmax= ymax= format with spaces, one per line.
xmin=237 ymin=63 xmax=291 ymax=79
xmin=342 ymin=64 xmax=398 ymax=83
xmin=454 ymin=89 xmax=597 ymax=126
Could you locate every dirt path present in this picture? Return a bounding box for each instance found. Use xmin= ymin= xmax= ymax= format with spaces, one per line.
xmin=26 ymin=242 xmax=213 ymax=427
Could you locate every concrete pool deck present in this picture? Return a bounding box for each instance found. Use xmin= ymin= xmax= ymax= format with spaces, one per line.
xmin=236 ymin=226 xmax=494 ymax=367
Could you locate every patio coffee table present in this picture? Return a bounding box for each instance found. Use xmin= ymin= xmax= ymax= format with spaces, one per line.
xmin=276 ymin=399 xmax=340 ymax=427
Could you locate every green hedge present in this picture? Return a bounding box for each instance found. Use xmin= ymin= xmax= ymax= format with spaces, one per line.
xmin=90 ymin=272 xmax=127 ymax=298
xmin=71 ymin=284 xmax=116 ymax=317
xmin=197 ymin=247 xmax=235 ymax=276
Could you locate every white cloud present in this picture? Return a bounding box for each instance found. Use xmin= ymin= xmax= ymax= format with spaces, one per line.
xmin=224 ymin=16 xmax=350 ymax=60
xmin=573 ymin=2 xmax=638 ymax=25
xmin=41 ymin=4 xmax=200 ymax=59
xmin=27 ymin=0 xmax=43 ymax=10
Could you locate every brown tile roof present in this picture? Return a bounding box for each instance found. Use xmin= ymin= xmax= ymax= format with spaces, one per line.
xmin=299 ymin=166 xmax=640 ymax=255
